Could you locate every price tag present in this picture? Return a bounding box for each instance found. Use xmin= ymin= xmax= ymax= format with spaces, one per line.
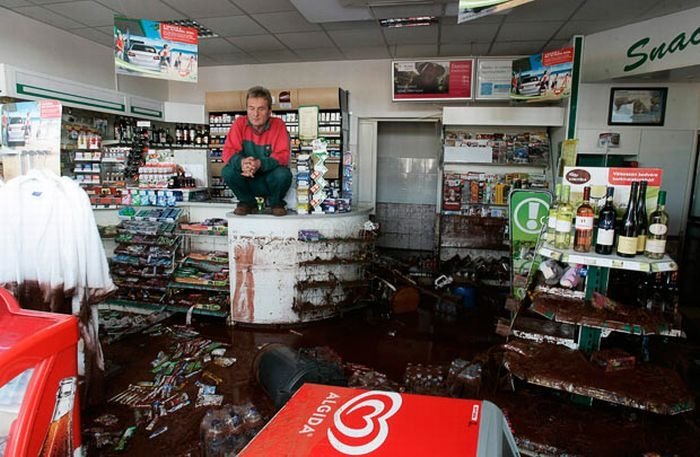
xmin=610 ymin=260 xmax=623 ymax=268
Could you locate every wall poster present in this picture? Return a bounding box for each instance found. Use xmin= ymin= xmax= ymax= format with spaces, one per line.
xmin=476 ymin=58 xmax=514 ymax=100
xmin=114 ymin=17 xmax=198 ymax=83
xmin=392 ymin=59 xmax=473 ymax=101
xmin=510 ymin=47 xmax=573 ymax=102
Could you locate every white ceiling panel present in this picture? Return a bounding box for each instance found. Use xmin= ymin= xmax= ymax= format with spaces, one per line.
xmin=18 ymin=0 xmax=70 ymax=3
xmin=162 ymin=0 xmax=243 ymax=18
xmin=70 ymin=27 xmax=114 ymax=47
xmin=340 ymin=45 xmax=390 ymax=59
xmin=0 ymin=0 xmax=31 ymax=7
xmin=439 ymin=43 xmax=488 ymax=57
xmin=506 ymin=0 xmax=585 ymax=22
xmin=571 ymin=0 xmax=658 ymax=21
xmin=383 ymin=26 xmax=438 ymax=45
xmin=320 ymin=20 xmax=379 ymax=31
xmin=233 ymin=0 xmax=297 ymax=15
xmin=45 ymin=1 xmax=119 ymax=28
xmin=13 ymin=5 xmax=86 ymax=29
xmin=228 ymin=34 xmax=287 ymax=52
xmin=198 ymin=37 xmax=243 ymax=54
xmin=209 ymin=52 xmax=257 ymax=65
xmin=254 ymin=49 xmax=298 ymax=63
xmin=295 ymin=47 xmax=344 ymax=61
xmin=543 ymin=39 xmax=571 ymax=52
xmin=440 ymin=23 xmax=500 ymax=43
xmin=554 ymin=19 xmax=630 ymax=41
xmin=276 ymin=31 xmax=336 ymax=49
xmin=391 ymin=44 xmax=439 ymax=58
xmin=95 ymin=0 xmax=186 ymax=21
xmin=497 ymin=20 xmax=562 ymax=41
xmin=253 ymin=11 xmax=321 ymax=33
xmin=327 ymin=28 xmax=385 ymax=47
xmin=370 ymin=4 xmax=444 ymax=19
xmin=197 ymin=54 xmax=220 ymax=66
xmin=490 ymin=40 xmax=544 ymax=56
xmin=196 ymin=15 xmax=267 ymax=37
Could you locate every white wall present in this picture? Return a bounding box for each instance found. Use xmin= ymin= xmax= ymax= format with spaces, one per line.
xmin=0 ymin=8 xmax=168 ymax=100
xmin=576 ymin=82 xmax=699 ymax=235
xmin=168 ymin=59 xmax=458 ymax=119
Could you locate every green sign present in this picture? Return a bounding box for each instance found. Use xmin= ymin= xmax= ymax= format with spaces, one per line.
xmin=509 ymin=189 xmax=552 ymax=299
xmin=625 ymin=27 xmax=700 ymax=72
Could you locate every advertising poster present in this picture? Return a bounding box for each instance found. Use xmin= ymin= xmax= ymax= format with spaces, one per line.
xmin=458 ymin=0 xmax=533 ymax=24
xmin=562 ymin=166 xmax=663 ymax=214
xmin=1 ymin=100 xmax=62 ymax=180
xmin=510 ymin=47 xmax=574 ymax=102
xmin=476 ymin=58 xmax=513 ymax=100
xmin=114 ymin=17 xmax=198 ymax=83
xmin=392 ymin=59 xmax=473 ymax=101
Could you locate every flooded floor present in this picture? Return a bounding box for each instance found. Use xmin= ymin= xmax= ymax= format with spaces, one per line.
xmin=84 ymin=298 xmax=700 ymax=456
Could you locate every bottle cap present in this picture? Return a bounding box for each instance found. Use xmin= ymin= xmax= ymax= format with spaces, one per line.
xmin=658 ymin=190 xmax=666 ymax=205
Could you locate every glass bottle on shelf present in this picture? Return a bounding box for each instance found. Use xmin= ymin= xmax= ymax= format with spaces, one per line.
xmin=546 ymin=183 xmax=561 ymax=244
xmin=175 ymin=124 xmax=183 ymax=145
xmin=595 ymin=187 xmax=616 ymax=255
xmin=574 ymin=186 xmax=594 ymax=252
xmin=554 ymin=185 xmax=573 ymax=249
xmin=616 ymin=181 xmax=639 ymax=258
xmin=636 ymin=180 xmax=648 ymax=254
xmin=644 ymin=190 xmax=669 ymax=259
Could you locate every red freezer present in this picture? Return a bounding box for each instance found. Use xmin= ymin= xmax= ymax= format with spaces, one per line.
xmin=240 ymin=383 xmax=519 ymax=457
xmin=0 ymin=287 xmax=81 ymax=456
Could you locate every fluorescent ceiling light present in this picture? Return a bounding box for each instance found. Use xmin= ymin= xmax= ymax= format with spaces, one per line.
xmin=379 ymin=16 xmax=438 ymax=28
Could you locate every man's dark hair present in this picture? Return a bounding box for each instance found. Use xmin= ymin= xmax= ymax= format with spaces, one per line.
xmin=246 ymin=86 xmax=273 ymax=109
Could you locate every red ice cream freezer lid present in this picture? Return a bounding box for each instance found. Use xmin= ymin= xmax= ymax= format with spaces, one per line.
xmin=240 ymin=383 xmax=518 ymax=457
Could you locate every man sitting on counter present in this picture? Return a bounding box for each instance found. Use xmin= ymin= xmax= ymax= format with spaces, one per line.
xmin=221 ymin=85 xmax=292 ymax=216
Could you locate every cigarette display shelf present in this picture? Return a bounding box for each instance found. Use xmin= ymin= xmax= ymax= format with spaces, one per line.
xmin=101 ymin=298 xmax=228 ymax=318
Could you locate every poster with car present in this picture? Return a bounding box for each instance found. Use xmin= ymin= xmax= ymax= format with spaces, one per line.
xmin=510 ymin=47 xmax=573 ymax=102
xmin=0 ymin=100 xmax=62 ymax=180
xmin=392 ymin=59 xmax=473 ymax=101
xmin=114 ymin=17 xmax=198 ymax=83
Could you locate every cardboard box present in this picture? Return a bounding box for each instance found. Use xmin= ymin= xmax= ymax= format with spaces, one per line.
xmin=240 ymin=384 xmax=518 ymax=456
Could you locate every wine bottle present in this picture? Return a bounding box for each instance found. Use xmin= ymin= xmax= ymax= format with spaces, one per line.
xmin=546 ymin=183 xmax=561 ymax=243
xmin=574 ymin=186 xmax=594 ymax=252
xmin=616 ymin=181 xmax=639 ymax=258
xmin=554 ymin=185 xmax=573 ymax=249
xmin=595 ymin=187 xmax=616 ymax=255
xmin=175 ymin=123 xmax=182 ymax=145
xmin=636 ymin=180 xmax=648 ymax=254
xmin=644 ymin=190 xmax=669 ymax=259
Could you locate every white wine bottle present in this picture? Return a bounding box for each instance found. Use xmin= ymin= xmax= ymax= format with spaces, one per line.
xmin=554 ymin=186 xmax=573 ymax=249
xmin=644 ymin=190 xmax=669 ymax=259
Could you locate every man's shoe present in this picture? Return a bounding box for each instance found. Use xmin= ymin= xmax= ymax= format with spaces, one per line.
xmin=234 ymin=203 xmax=255 ymax=216
xmin=271 ymin=205 xmax=287 ymax=217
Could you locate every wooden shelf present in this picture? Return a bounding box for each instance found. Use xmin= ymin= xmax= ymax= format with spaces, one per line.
xmin=503 ymin=339 xmax=695 ymax=415
xmin=538 ymin=245 xmax=678 ymax=273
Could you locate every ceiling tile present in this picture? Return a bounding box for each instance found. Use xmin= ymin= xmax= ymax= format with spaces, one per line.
xmin=321 ymin=20 xmax=378 ymax=31
xmin=506 ymin=0 xmax=585 ymax=22
xmin=295 ymin=47 xmax=343 ymax=61
xmin=45 ymin=1 xmax=119 ymax=27
xmin=370 ymin=4 xmax=444 ymax=19
xmin=490 ymin=40 xmax=544 ymax=56
xmin=340 ymin=45 xmax=390 ymax=59
xmin=232 ymin=0 xmax=296 ymax=14
xmin=196 ymin=15 xmax=266 ymax=37
xmin=209 ymin=52 xmax=257 ymax=65
xmin=644 ymin=0 xmax=700 ymax=19
xmin=276 ymin=31 xmax=334 ymax=49
xmin=383 ymin=26 xmax=438 ymax=45
xmin=198 ymin=37 xmax=243 ymax=54
xmin=253 ymin=49 xmax=298 ymax=63
xmin=227 ymin=34 xmax=286 ymax=52
xmin=497 ymin=20 xmax=563 ymax=41
xmin=571 ymin=0 xmax=657 ymax=21
xmin=95 ymin=0 xmax=186 ymax=21
xmin=327 ymin=28 xmax=385 ymax=47
xmin=70 ymin=27 xmax=114 ymax=47
xmin=162 ymin=0 xmax=243 ymax=18
xmin=391 ymin=44 xmax=439 ymax=58
xmin=197 ymin=55 xmax=220 ymax=66
xmin=439 ymin=43 xmax=488 ymax=57
xmin=13 ymin=6 xmax=86 ymax=29
xmin=555 ymin=19 xmax=628 ymax=40
xmin=253 ymin=11 xmax=321 ymax=33
xmin=543 ymin=39 xmax=571 ymax=52
xmin=440 ymin=23 xmax=499 ymax=43
xmin=19 ymin=0 xmax=71 ymax=3
xmin=0 ymin=0 xmax=32 ymax=7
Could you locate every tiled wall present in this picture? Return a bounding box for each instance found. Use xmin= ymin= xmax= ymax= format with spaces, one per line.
xmin=375 ymin=202 xmax=436 ymax=251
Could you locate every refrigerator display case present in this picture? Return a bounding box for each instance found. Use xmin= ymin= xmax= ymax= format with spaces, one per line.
xmin=0 ymin=287 xmax=81 ymax=457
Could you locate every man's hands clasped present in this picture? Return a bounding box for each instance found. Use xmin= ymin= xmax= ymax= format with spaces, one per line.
xmin=241 ymin=157 xmax=261 ymax=178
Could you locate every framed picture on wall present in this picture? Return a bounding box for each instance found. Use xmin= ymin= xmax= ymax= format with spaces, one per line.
xmin=608 ymin=87 xmax=668 ymax=126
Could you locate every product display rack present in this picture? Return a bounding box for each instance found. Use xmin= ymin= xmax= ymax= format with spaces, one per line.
xmin=504 ymin=228 xmax=694 ymax=416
